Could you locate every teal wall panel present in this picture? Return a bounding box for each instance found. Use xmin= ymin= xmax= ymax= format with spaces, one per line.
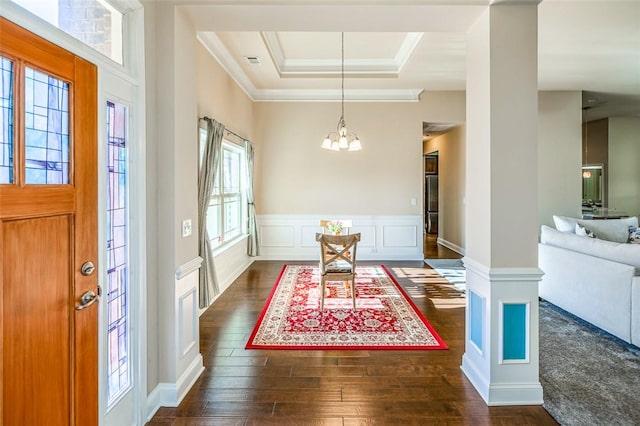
xmin=503 ymin=303 xmax=527 ymax=360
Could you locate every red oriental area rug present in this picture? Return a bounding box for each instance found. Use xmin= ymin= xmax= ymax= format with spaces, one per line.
xmin=246 ymin=264 xmax=447 ymax=350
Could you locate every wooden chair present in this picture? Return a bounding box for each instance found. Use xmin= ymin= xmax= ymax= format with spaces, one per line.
xmin=315 ymin=232 xmax=361 ymax=311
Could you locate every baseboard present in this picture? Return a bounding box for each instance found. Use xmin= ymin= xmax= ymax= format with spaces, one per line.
xmin=200 ymin=257 xmax=255 ymax=316
xmin=145 ymin=354 xmax=205 ymax=421
xmin=437 ymin=237 xmax=465 ymax=256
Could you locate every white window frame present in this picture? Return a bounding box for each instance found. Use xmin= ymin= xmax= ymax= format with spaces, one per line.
xmin=199 ymin=129 xmax=248 ymax=252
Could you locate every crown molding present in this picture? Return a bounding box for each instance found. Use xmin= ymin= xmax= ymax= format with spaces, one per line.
xmin=197 ymin=32 xmax=257 ymax=100
xmin=198 ymin=31 xmax=423 ymax=102
xmin=251 ymin=88 xmax=423 ymax=102
xmin=262 ymin=31 xmax=423 ymax=77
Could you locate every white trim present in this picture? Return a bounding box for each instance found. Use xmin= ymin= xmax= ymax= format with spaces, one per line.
xmin=175 ymin=256 xmax=204 ymax=280
xmin=145 ymin=354 xmax=205 ymax=422
xmin=463 ymin=257 xmax=544 ymax=282
xmin=256 ymin=214 xmax=423 ymax=261
xmin=262 ymin=31 xmax=423 ymax=76
xmin=251 ymin=88 xmax=423 ymax=102
xmin=436 ymin=237 xmax=465 ymax=255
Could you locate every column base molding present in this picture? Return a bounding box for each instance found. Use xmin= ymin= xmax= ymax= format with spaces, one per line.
xmin=461 ymin=256 xmax=544 ymax=406
xmin=461 ymin=355 xmax=543 ymax=406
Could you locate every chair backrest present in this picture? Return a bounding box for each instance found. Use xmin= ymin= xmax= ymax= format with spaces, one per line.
xmin=319 ymin=219 xmax=352 ymax=235
xmin=316 ymin=232 xmax=360 ymax=273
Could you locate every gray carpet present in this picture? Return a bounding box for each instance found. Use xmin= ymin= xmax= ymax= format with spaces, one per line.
xmin=539 ymin=301 xmax=640 ymax=426
xmin=424 ymin=260 xmax=640 ymax=424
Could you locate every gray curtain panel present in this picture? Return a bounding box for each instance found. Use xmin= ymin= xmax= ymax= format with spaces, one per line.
xmin=244 ymin=140 xmax=260 ymax=256
xmin=198 ymin=117 xmax=223 ymax=308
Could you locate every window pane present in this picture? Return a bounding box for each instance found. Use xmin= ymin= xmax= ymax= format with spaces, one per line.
xmin=207 ymin=197 xmax=222 ymax=248
xmin=106 ymin=100 xmax=131 ymax=404
xmin=10 ymin=0 xmax=124 ymax=64
xmin=0 ymin=56 xmax=14 ymax=184
xmin=223 ymin=148 xmax=240 ymax=193
xmin=24 ymin=67 xmax=70 ymax=184
xmin=224 ymin=195 xmax=241 ymax=239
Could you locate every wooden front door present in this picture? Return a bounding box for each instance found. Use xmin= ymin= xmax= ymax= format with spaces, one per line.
xmin=0 ymin=18 xmax=98 ymax=426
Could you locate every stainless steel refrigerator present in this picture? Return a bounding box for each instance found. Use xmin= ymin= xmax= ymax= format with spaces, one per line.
xmin=425 ymin=175 xmax=438 ymax=234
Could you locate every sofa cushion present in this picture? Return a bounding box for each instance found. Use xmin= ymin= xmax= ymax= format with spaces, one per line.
xmin=541 ymin=225 xmax=640 ymax=270
xmin=552 ymin=215 xmax=639 ymax=243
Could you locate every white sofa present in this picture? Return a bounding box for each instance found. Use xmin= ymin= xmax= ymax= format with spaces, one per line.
xmin=538 ymin=220 xmax=640 ymax=347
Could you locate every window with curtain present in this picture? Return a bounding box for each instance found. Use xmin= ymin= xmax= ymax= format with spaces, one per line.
xmin=199 ymin=128 xmax=247 ymax=249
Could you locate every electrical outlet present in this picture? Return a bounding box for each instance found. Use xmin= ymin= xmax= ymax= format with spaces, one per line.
xmin=182 ymin=219 xmax=192 ymax=237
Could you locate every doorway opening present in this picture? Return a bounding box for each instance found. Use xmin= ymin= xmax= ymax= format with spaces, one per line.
xmin=425 ymin=152 xmax=439 ymax=235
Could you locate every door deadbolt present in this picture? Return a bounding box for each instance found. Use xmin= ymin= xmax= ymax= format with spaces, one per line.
xmin=81 ymin=261 xmax=95 ymax=276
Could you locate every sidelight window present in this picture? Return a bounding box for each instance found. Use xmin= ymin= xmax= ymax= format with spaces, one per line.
xmin=106 ymin=100 xmax=131 ymax=405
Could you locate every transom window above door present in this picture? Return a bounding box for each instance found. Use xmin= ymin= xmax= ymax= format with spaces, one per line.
xmin=9 ymin=0 xmax=124 ymax=64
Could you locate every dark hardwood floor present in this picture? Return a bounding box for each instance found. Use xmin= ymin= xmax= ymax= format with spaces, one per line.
xmin=147 ymin=236 xmax=557 ymax=425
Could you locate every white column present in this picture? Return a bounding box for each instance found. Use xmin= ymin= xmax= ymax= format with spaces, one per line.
xmin=461 ymin=3 xmax=544 ymax=406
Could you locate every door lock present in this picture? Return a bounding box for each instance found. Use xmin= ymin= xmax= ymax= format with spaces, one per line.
xmin=81 ymin=261 xmax=95 ymax=276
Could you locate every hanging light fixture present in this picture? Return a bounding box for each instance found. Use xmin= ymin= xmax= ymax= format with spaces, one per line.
xmin=321 ymin=32 xmax=362 ymax=152
xmin=582 ymin=106 xmax=592 ymax=178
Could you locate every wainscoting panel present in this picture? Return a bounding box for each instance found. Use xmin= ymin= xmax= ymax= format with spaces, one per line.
xmin=382 ymin=225 xmax=418 ymax=247
xmin=256 ymin=215 xmax=423 ymax=261
xmin=260 ymin=225 xmax=295 ymax=248
xmin=178 ymin=287 xmax=197 ymax=358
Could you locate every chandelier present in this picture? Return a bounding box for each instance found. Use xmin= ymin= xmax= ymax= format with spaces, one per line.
xmin=321 ymin=32 xmax=362 ymax=152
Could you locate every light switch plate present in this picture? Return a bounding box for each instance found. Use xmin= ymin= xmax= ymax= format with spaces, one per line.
xmin=182 ymin=219 xmax=192 ymax=237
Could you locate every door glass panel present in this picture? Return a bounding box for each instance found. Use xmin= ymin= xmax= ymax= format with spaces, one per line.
xmin=1 ymin=56 xmax=14 ymax=184
xmin=24 ymin=67 xmax=70 ymax=184
xmin=106 ymin=100 xmax=131 ymax=405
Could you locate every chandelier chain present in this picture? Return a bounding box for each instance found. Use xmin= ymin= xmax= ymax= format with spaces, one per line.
xmin=341 ymin=32 xmax=344 ymax=120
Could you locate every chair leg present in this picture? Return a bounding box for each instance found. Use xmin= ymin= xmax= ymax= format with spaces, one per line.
xmin=351 ymin=279 xmax=356 ymax=311
xmin=320 ymin=277 xmax=326 ymax=311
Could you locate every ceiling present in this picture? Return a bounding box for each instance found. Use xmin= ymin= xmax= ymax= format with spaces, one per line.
xmin=180 ymin=0 xmax=640 ymax=121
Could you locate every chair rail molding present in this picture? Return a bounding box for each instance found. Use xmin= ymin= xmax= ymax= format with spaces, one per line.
xmin=256 ymin=214 xmax=423 ymax=261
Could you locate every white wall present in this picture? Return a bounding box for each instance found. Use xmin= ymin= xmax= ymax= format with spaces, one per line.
xmin=144 ymin=2 xmax=203 ymax=409
xmin=608 ymin=116 xmax=640 ymax=216
xmin=538 ymin=91 xmax=583 ymax=228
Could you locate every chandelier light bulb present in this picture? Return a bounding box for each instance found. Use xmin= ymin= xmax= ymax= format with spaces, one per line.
xmin=339 ymin=135 xmax=349 ymax=149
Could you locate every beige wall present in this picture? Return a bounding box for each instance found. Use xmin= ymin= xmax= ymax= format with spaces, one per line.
xmin=608 ymin=116 xmax=640 ymax=216
xmin=424 ymin=125 xmax=466 ymax=252
xmin=196 ymin=44 xmax=255 ymax=142
xmin=253 ymin=99 xmax=465 ymax=216
xmin=538 ymin=91 xmax=583 ymax=227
